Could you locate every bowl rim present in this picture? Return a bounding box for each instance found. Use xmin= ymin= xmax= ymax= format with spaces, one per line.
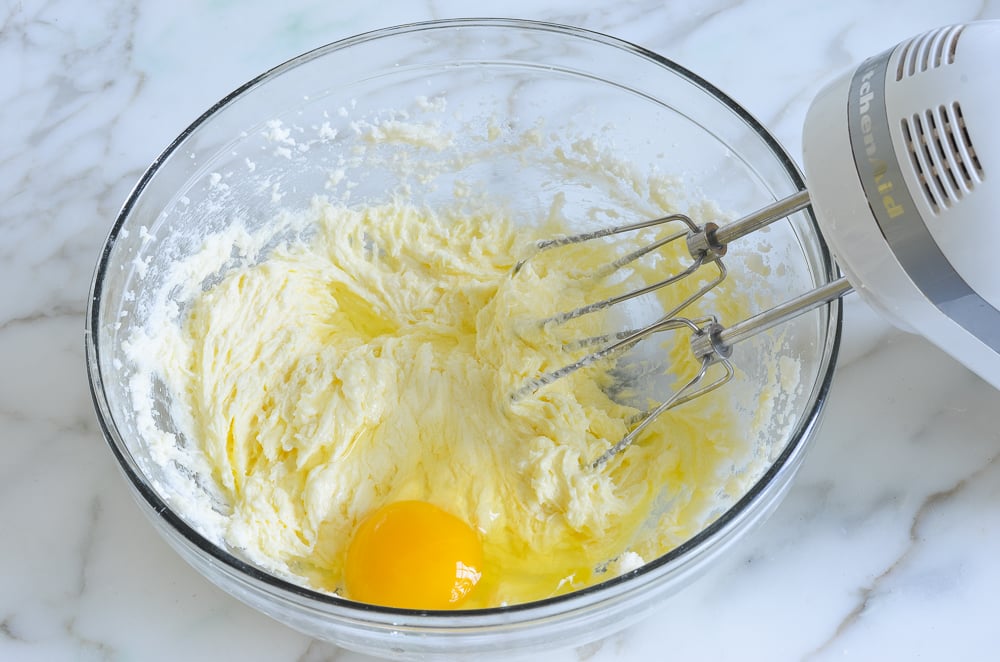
xmin=85 ymin=16 xmax=842 ymax=625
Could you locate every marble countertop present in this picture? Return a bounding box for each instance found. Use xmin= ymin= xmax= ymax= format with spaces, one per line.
xmin=4 ymin=1 xmax=1000 ymax=660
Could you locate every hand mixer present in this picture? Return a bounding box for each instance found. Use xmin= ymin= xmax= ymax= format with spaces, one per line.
xmin=514 ymin=20 xmax=1000 ymax=467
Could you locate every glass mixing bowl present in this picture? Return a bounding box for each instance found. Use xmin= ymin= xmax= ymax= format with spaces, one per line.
xmin=86 ymin=18 xmax=841 ymax=659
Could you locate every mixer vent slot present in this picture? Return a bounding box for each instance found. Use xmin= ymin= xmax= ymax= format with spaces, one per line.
xmin=895 ymin=24 xmax=965 ymax=81
xmin=900 ymin=102 xmax=983 ymax=214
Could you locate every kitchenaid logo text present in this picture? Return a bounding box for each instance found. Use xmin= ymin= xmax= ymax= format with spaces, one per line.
xmin=857 ymin=66 xmax=905 ymax=219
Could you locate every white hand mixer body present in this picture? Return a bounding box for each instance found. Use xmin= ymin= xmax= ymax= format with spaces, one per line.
xmin=803 ymin=19 xmax=1000 ymax=390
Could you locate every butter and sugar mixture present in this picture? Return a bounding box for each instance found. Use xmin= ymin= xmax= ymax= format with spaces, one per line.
xmin=137 ymin=195 xmax=755 ymax=608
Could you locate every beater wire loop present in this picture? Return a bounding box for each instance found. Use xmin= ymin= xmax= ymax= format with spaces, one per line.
xmin=591 ymin=320 xmax=736 ymax=468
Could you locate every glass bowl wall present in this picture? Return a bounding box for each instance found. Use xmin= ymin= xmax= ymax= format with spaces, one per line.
xmin=86 ymin=19 xmax=841 ymax=659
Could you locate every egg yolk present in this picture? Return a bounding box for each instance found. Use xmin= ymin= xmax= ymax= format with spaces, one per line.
xmin=344 ymin=501 xmax=484 ymax=609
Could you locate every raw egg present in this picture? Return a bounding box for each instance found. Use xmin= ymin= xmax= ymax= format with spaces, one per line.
xmin=344 ymin=500 xmax=484 ymax=609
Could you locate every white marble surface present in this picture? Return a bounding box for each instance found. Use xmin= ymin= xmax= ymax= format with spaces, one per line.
xmin=3 ymin=1 xmax=1000 ymax=660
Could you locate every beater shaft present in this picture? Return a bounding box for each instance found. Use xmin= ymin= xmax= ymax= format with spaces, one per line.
xmin=716 ymin=276 xmax=852 ymax=350
xmin=709 ymin=189 xmax=811 ymax=248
